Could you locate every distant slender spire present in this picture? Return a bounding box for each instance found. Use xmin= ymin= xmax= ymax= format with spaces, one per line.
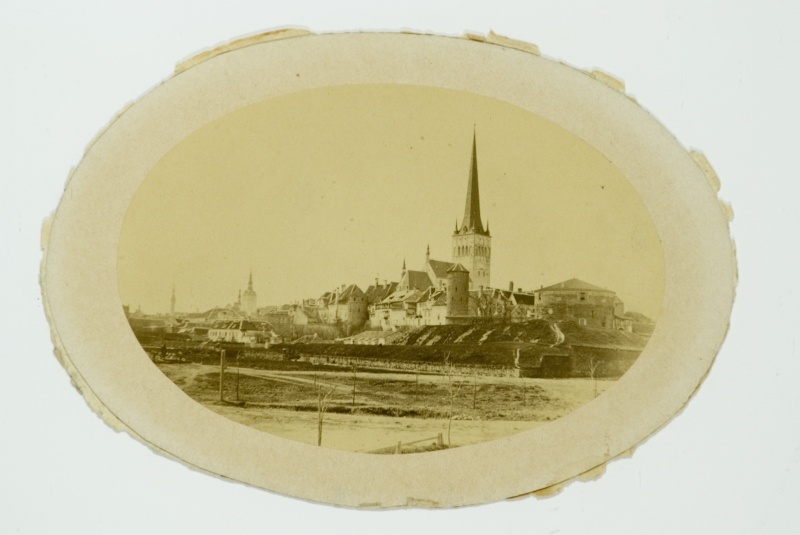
xmin=460 ymin=128 xmax=486 ymax=234
xmin=247 ymin=269 xmax=253 ymax=291
xmin=402 ymin=258 xmax=407 ymax=275
xmin=170 ymin=283 xmax=176 ymax=315
xmin=426 ymin=244 xmax=430 ymax=261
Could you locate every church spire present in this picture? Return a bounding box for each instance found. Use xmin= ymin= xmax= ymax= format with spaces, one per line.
xmin=460 ymin=129 xmax=486 ymax=235
xmin=247 ymin=269 xmax=253 ymax=291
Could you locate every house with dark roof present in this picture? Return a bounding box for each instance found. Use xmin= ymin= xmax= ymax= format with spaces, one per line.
xmin=322 ymin=284 xmax=368 ymax=328
xmin=364 ymin=280 xmax=398 ymax=306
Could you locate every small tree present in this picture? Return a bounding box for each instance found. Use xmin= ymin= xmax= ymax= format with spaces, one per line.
xmin=316 ymin=384 xmax=335 ymax=447
xmin=469 ymin=367 xmax=484 ymax=410
xmin=443 ymin=352 xmax=465 ymax=447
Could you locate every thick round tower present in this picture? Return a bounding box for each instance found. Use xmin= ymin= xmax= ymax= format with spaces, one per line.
xmin=446 ymin=263 xmax=470 ymax=319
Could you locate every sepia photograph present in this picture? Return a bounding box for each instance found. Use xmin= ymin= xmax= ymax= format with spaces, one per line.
xmin=13 ymin=2 xmax=799 ymax=530
xmin=117 ymin=84 xmax=663 ymax=453
xmin=38 ymin=29 xmax=738 ymax=508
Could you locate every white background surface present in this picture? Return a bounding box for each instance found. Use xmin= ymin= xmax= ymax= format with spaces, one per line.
xmin=2 ymin=1 xmax=799 ymax=533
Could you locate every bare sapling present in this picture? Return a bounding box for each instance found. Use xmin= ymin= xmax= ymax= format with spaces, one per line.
xmin=351 ymin=364 xmax=357 ymax=407
xmin=317 ymin=383 xmax=335 ymax=447
xmin=443 ymin=352 xmax=465 ymax=447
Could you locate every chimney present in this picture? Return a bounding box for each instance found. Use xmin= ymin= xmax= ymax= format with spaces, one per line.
xmin=518 ymin=288 xmax=522 ymax=293
xmin=375 ymin=277 xmax=379 ymax=287
xmin=508 ymin=281 xmax=514 ymax=292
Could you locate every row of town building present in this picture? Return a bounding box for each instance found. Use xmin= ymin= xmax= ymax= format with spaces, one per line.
xmin=134 ymin=131 xmax=652 ymax=342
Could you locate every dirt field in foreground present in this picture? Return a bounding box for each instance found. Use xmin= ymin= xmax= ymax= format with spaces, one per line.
xmin=157 ymin=362 xmax=613 ymax=452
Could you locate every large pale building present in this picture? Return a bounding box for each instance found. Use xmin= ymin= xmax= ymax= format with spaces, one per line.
xmin=533 ymin=278 xmax=620 ymax=329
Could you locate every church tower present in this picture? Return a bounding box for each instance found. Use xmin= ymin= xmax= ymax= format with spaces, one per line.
xmin=242 ymin=271 xmax=257 ymax=317
xmin=452 ymin=130 xmax=491 ymax=290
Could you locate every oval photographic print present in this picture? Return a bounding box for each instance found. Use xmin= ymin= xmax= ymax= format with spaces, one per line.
xmin=118 ymin=84 xmax=664 ymax=453
xmin=42 ymin=31 xmax=735 ymax=506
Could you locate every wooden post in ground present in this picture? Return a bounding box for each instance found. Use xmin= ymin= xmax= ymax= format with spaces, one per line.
xmin=437 ymin=433 xmax=443 ymax=447
xmin=317 ymin=387 xmax=323 ymax=446
xmin=351 ymin=365 xmax=357 ymax=407
xmin=522 ymin=377 xmax=527 ymax=406
xmin=219 ymin=349 xmax=226 ymax=402
xmin=235 ymin=352 xmax=240 ymax=402
xmin=395 ymin=441 xmax=402 ymax=454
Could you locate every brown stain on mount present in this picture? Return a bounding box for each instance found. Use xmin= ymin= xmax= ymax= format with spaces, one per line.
xmin=175 ymin=29 xmax=313 ymax=74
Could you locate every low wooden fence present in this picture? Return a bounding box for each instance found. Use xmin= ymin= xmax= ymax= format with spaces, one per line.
xmin=365 ymin=433 xmax=445 ymax=454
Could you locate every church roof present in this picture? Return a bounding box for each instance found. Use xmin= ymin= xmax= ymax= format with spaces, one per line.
xmin=537 ymin=278 xmax=614 ymax=293
xmin=457 ymin=130 xmax=488 ymax=236
xmin=427 ymin=258 xmax=455 ymax=280
xmin=403 ymin=270 xmax=433 ymax=291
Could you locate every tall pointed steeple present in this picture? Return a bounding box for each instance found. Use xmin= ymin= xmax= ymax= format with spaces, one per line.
xmin=460 ymin=128 xmax=487 ymax=235
xmin=451 ymin=129 xmax=492 ymax=290
xmin=242 ymin=270 xmax=257 ymax=317
xmin=170 ymin=283 xmax=176 ymax=315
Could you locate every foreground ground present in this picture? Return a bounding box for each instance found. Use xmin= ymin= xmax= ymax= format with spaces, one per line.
xmin=156 ymin=361 xmax=613 ymax=452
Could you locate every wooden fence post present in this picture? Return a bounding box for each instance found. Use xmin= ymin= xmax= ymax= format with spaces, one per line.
xmin=219 ymin=349 xmax=226 ymax=402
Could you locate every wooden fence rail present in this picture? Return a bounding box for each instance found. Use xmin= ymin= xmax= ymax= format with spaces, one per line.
xmin=365 ymin=433 xmax=444 ymax=454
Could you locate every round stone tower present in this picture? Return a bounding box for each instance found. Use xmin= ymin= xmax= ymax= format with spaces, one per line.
xmin=446 ymin=263 xmax=470 ymax=319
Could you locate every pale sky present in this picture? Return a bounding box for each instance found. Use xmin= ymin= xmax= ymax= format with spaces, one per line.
xmin=118 ymin=84 xmax=664 ymax=318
